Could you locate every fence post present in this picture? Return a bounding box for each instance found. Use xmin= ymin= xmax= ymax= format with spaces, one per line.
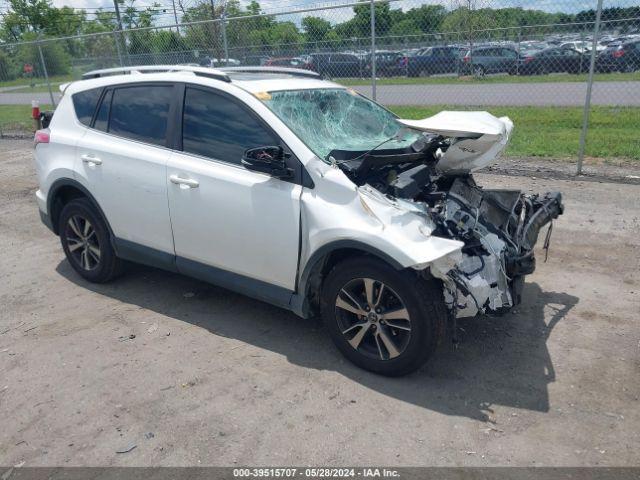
xmin=171 ymin=0 xmax=179 ymax=31
xmin=579 ymin=27 xmax=585 ymax=75
xmin=37 ymin=37 xmax=56 ymax=107
xmin=577 ymin=0 xmax=604 ymax=175
xmin=370 ymin=0 xmax=376 ymax=101
xmin=221 ymin=8 xmax=229 ymax=64
xmin=114 ymin=30 xmax=124 ymax=67
xmin=516 ymin=26 xmax=521 ymax=76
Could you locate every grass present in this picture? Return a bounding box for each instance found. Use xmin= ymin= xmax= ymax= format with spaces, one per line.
xmin=0 ymin=74 xmax=73 ymax=90
xmin=8 ymin=83 xmax=65 ymax=93
xmin=0 ymin=104 xmax=53 ymax=133
xmin=391 ymin=105 xmax=640 ymax=161
xmin=2 ymin=103 xmax=638 ymax=161
xmin=341 ymin=71 xmax=640 ymax=86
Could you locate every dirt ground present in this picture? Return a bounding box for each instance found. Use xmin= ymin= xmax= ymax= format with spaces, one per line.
xmin=0 ymin=139 xmax=638 ymax=467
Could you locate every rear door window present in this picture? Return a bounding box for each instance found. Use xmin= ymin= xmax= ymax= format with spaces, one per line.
xmin=72 ymin=88 xmax=102 ymax=126
xmin=108 ymin=84 xmax=173 ymax=147
xmin=182 ymin=87 xmax=278 ymax=165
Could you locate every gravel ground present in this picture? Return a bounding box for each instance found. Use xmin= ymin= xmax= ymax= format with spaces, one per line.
xmin=0 ymin=139 xmax=638 ymax=467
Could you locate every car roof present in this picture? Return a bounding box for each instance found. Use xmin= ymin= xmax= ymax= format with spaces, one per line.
xmin=65 ymin=69 xmax=343 ymax=96
xmin=230 ymin=73 xmax=342 ymax=93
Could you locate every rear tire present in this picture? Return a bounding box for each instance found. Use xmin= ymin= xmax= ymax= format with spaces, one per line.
xmin=320 ymin=257 xmax=447 ymax=376
xmin=59 ymin=198 xmax=123 ymax=283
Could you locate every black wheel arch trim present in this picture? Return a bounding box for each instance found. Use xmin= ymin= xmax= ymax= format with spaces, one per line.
xmin=47 ymin=178 xmax=115 ymax=242
xmin=290 ymin=240 xmax=405 ymax=318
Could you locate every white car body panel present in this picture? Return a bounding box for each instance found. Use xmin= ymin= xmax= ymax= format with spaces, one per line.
xmin=297 ymin=163 xmax=463 ymax=275
xmin=167 ymin=150 xmax=302 ymax=290
xmin=75 ymin=129 xmax=175 ymax=254
xmin=33 ymin=96 xmax=82 ymax=216
xmin=399 ymin=111 xmax=514 ymax=173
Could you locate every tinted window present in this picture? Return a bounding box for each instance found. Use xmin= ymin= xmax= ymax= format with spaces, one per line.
xmin=109 ymin=85 xmax=173 ymax=146
xmin=182 ymin=87 xmax=278 ymax=165
xmin=72 ymin=88 xmax=102 ymax=126
xmin=94 ymin=89 xmax=112 ymax=132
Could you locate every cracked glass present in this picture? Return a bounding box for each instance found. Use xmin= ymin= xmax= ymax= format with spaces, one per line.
xmin=261 ymin=88 xmax=421 ymax=161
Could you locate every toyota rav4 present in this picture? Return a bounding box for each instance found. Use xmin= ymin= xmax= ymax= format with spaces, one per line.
xmin=34 ymin=65 xmax=563 ymax=376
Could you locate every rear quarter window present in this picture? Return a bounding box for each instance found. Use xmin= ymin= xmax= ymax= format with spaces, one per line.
xmin=72 ymin=88 xmax=102 ymax=126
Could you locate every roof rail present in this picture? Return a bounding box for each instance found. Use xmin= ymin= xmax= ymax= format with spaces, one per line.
xmin=81 ymin=65 xmax=231 ymax=82
xmin=221 ymin=66 xmax=321 ymax=78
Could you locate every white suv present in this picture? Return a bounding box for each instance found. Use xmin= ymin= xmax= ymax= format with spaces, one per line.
xmin=34 ymin=65 xmax=563 ymax=376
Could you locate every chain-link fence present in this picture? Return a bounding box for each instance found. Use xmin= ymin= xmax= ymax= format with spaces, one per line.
xmin=1 ymin=0 xmax=639 ymax=170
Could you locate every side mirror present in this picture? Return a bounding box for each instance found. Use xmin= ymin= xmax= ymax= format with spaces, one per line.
xmin=241 ymin=146 xmax=293 ymax=179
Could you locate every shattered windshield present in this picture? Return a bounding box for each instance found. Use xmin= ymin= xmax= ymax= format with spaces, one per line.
xmin=260 ymin=88 xmax=421 ymax=161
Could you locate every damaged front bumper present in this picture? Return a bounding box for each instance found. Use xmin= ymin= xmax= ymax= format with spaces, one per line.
xmin=429 ymin=181 xmax=564 ymax=318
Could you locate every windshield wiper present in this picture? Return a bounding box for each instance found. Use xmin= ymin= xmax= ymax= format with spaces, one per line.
xmin=325 ymin=132 xmax=403 ymax=165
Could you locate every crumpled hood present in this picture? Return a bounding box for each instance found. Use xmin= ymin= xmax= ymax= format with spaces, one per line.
xmin=399 ymin=111 xmax=514 ymax=173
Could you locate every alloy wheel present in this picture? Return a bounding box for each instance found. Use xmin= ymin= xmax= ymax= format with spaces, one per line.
xmin=65 ymin=215 xmax=101 ymax=271
xmin=334 ymin=277 xmax=411 ymax=361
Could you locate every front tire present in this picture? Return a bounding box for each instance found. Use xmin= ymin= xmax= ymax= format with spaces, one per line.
xmin=320 ymin=257 xmax=447 ymax=376
xmin=59 ymin=198 xmax=122 ymax=283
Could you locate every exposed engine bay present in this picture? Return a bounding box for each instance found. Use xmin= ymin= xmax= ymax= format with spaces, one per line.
xmin=331 ymin=111 xmax=564 ymax=318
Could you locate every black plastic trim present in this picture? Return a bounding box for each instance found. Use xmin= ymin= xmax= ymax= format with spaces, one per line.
xmin=39 ymin=210 xmax=54 ymax=232
xmin=176 ymin=256 xmax=294 ymax=310
xmin=296 ymin=240 xmax=404 ymax=311
xmin=47 ymin=178 xmax=115 ymax=238
xmin=114 ymin=238 xmax=177 ymax=273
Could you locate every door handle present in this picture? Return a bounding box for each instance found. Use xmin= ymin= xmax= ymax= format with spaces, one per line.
xmin=81 ymin=154 xmax=102 ymax=166
xmin=169 ymin=174 xmax=199 ymax=189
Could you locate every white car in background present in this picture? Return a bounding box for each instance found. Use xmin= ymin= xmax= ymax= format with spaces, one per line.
xmin=33 ymin=65 xmax=563 ymax=376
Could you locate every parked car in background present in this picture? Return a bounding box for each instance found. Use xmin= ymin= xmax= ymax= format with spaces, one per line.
xmin=596 ymin=39 xmax=640 ymax=72
xmin=559 ymin=40 xmax=594 ymax=53
xmin=241 ymin=55 xmax=270 ymax=66
xmin=362 ymin=51 xmax=405 ymax=77
xmin=307 ymin=53 xmax=362 ymax=78
xmin=518 ymin=47 xmax=588 ymax=75
xmin=407 ymin=46 xmax=461 ymax=77
xmin=199 ymin=56 xmax=241 ymax=67
xmin=461 ymin=46 xmax=519 ymax=76
xmin=264 ymin=57 xmax=310 ymax=69
xmin=518 ymin=40 xmax=547 ymax=52
xmin=213 ymin=58 xmax=241 ymax=67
